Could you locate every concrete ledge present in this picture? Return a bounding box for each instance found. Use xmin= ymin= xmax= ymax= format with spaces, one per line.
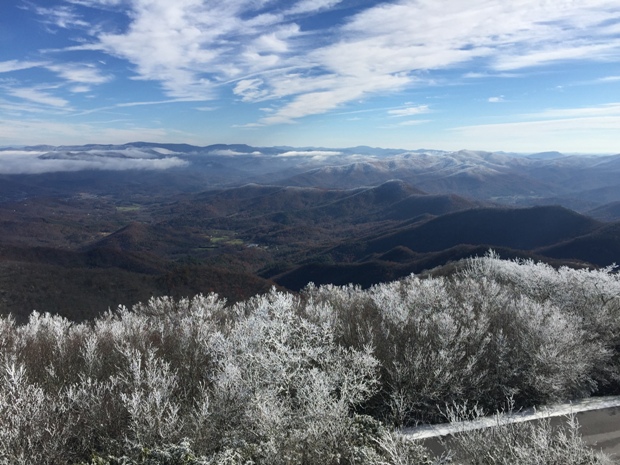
xmin=402 ymin=395 xmax=620 ymax=440
xmin=401 ymin=396 xmax=620 ymax=458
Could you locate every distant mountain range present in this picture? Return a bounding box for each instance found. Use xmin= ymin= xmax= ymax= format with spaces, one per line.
xmin=3 ymin=142 xmax=620 ymax=213
xmin=1 ymin=142 xmax=619 ymax=321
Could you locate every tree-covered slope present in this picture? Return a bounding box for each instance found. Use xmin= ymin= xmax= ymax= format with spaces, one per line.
xmin=1 ymin=254 xmax=617 ymax=464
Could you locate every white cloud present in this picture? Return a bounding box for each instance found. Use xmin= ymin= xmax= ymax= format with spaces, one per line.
xmin=66 ymin=0 xmax=124 ymax=6
xmin=0 ymin=149 xmax=188 ymax=174
xmin=287 ymin=0 xmax=343 ymax=15
xmin=70 ymin=85 xmax=92 ymax=93
xmin=234 ymin=79 xmax=271 ymax=102
xmin=464 ymin=72 xmax=519 ymax=79
xmin=0 ymin=102 xmax=51 ymax=114
xmin=278 ymin=150 xmax=341 ymax=157
xmin=115 ymin=99 xmax=199 ymax=108
xmin=249 ymin=0 xmax=620 ymax=124
xmin=34 ymin=0 xmax=620 ymax=127
xmin=33 ymin=5 xmax=90 ymax=29
xmin=453 ymin=105 xmax=620 ymax=153
xmin=46 ymin=63 xmax=112 ymax=85
xmin=205 ymin=148 xmax=261 ymax=156
xmin=397 ymin=119 xmax=431 ymax=126
xmin=488 ymin=96 xmax=505 ymax=103
xmin=94 ymin=1 xmax=221 ymax=99
xmin=84 ymin=0 xmax=303 ymax=100
xmin=252 ymin=24 xmax=299 ymax=54
xmin=0 ymin=60 xmax=47 ymax=74
xmin=7 ymin=87 xmax=69 ymax=108
xmin=388 ymin=105 xmax=430 ymax=117
xmin=524 ymin=102 xmax=620 ymax=119
xmin=1 ymin=63 xmax=110 ymax=107
xmin=257 ymin=74 xmax=410 ymax=125
xmin=494 ymin=42 xmax=620 ymax=71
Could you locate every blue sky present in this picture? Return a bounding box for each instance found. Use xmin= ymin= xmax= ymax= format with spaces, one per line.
xmin=1 ymin=0 xmax=620 ymax=153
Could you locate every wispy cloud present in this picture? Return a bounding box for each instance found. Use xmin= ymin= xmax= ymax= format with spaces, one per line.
xmin=194 ymin=106 xmax=217 ymax=112
xmin=388 ymin=105 xmax=430 ymax=117
xmin=68 ymin=98 xmax=203 ymax=117
xmin=397 ymin=119 xmax=431 ymax=126
xmin=29 ymin=0 xmax=620 ymax=127
xmin=244 ymin=0 xmax=620 ymax=125
xmin=66 ymin=0 xmax=124 ymax=8
xmin=116 ymin=99 xmax=200 ymax=108
xmin=488 ymin=96 xmax=505 ymax=103
xmin=85 ymin=0 xmax=304 ymax=100
xmin=31 ymin=4 xmax=90 ymax=29
xmin=70 ymin=85 xmax=93 ymax=93
xmin=46 ymin=63 xmax=112 ymax=85
xmin=598 ymin=76 xmax=620 ymax=83
xmin=524 ymin=102 xmax=620 ymax=119
xmin=453 ymin=103 xmax=620 ymax=152
xmin=463 ymin=72 xmax=519 ymax=79
xmin=0 ymin=101 xmax=52 ymax=114
xmin=494 ymin=42 xmax=620 ymax=71
xmin=1 ymin=61 xmax=111 ymax=108
xmin=7 ymin=87 xmax=70 ymax=108
xmin=0 ymin=118 xmax=189 ymax=147
xmin=286 ymin=0 xmax=344 ymax=15
xmin=0 ymin=60 xmax=47 ymax=74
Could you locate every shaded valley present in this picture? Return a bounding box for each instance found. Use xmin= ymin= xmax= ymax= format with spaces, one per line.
xmin=1 ymin=143 xmax=619 ymax=320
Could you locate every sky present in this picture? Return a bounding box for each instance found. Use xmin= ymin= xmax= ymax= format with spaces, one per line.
xmin=1 ymin=0 xmax=620 ymax=153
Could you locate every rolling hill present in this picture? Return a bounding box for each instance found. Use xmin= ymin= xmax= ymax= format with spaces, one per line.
xmin=364 ymin=205 xmax=602 ymax=255
xmin=2 ymin=142 xmax=620 ymax=320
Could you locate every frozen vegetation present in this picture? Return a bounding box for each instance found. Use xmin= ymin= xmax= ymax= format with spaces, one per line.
xmin=1 ymin=253 xmax=618 ymax=464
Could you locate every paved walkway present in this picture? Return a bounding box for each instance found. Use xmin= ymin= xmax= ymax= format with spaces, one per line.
xmin=402 ymin=396 xmax=620 ymax=459
xmin=578 ymin=405 xmax=620 ymax=459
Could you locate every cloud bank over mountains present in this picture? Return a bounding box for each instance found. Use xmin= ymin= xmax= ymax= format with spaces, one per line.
xmin=0 ymin=148 xmax=187 ymax=174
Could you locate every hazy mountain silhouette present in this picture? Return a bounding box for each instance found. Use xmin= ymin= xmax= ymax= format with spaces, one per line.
xmin=587 ymin=201 xmax=620 ymax=222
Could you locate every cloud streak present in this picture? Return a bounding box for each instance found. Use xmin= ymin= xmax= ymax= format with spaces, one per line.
xmin=453 ymin=103 xmax=620 ymax=153
xmin=46 ymin=63 xmax=113 ymax=85
xmin=16 ymin=0 xmax=620 ymax=132
xmin=233 ymin=0 xmax=620 ymax=124
xmin=0 ymin=60 xmax=48 ymax=74
xmin=32 ymin=4 xmax=91 ymax=29
xmin=0 ymin=118 xmax=189 ymax=147
xmin=7 ymin=87 xmax=70 ymax=108
xmin=388 ymin=105 xmax=430 ymax=117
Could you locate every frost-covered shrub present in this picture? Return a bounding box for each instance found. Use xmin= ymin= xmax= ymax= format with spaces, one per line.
xmin=303 ymin=255 xmax=613 ymax=425
xmin=0 ymin=362 xmax=53 ymax=465
xmin=202 ymin=289 xmax=382 ymax=463
xmin=374 ymin=431 xmax=451 ymax=465
xmin=79 ymin=440 xmax=209 ymax=465
xmin=461 ymin=252 xmax=620 ymax=392
xmin=11 ymin=311 xmax=90 ymax=389
xmin=0 ymin=255 xmax=618 ymax=463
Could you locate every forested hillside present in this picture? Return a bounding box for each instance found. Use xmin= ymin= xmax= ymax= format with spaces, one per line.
xmin=3 ymin=175 xmax=618 ymax=323
xmin=1 ymin=253 xmax=617 ymax=464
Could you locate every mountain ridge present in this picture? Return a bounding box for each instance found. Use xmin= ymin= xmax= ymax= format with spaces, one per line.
xmin=2 ymin=143 xmax=620 ymax=320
